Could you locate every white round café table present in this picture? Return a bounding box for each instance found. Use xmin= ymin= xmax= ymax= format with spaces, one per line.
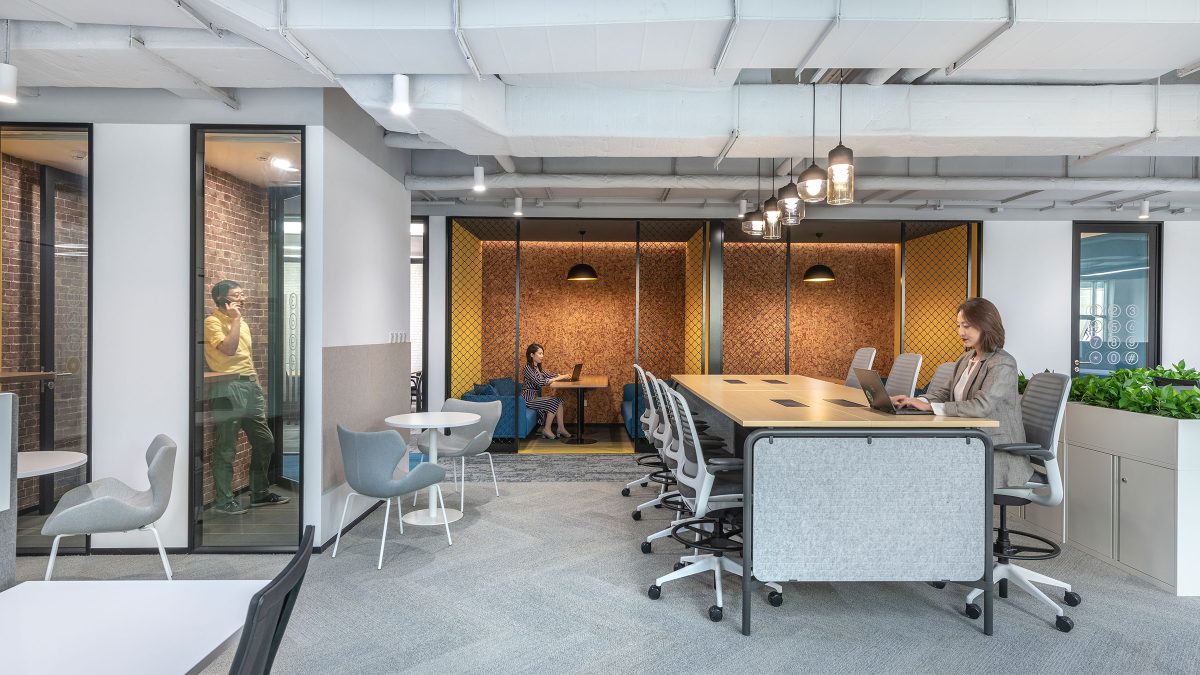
xmin=385 ymin=411 xmax=480 ymax=526
xmin=17 ymin=451 xmax=88 ymax=479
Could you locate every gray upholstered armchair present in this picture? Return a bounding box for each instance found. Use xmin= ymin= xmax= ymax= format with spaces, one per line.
xmin=42 ymin=435 xmax=176 ymax=581
xmin=415 ymin=398 xmax=502 ymax=511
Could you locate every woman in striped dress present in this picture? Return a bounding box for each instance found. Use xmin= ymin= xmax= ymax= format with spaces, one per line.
xmin=522 ymin=343 xmax=571 ymax=440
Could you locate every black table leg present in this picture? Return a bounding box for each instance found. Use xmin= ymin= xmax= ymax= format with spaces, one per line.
xmin=561 ymin=389 xmax=597 ymax=444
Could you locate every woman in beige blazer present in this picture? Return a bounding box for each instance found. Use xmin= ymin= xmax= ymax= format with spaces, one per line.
xmin=892 ymin=297 xmax=1032 ymax=488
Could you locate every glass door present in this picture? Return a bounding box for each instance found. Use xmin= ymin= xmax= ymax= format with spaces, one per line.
xmin=1072 ymin=223 xmax=1161 ymax=376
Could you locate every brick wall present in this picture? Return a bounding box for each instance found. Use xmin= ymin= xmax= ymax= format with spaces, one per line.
xmin=200 ymin=165 xmax=271 ymax=505
xmin=1 ymin=153 xmax=89 ymax=511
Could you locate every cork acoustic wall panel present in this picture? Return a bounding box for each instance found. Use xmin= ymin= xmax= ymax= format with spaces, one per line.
xmin=723 ymin=242 xmax=789 ymax=374
xmin=790 ymin=243 xmax=897 ymax=381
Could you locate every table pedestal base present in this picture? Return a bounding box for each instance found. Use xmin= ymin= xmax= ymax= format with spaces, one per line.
xmin=402 ymin=508 xmax=463 ymax=526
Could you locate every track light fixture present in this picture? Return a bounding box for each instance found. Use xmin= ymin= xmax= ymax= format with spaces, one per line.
xmin=473 ymin=160 xmax=486 ymax=192
xmin=1138 ymin=199 xmax=1150 ymax=219
xmin=513 ymin=196 xmax=523 ymax=216
xmin=391 ymin=74 xmax=411 ymax=115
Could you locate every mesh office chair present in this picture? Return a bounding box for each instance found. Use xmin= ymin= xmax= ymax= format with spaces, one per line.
xmin=925 ymin=361 xmax=957 ymax=397
xmin=844 ymin=347 xmax=877 ymax=388
xmin=646 ymin=385 xmax=781 ymax=622
xmin=884 ymin=353 xmax=923 ymax=398
xmin=229 ymin=525 xmax=315 ymax=675
xmin=963 ymin=372 xmax=1080 ymax=632
xmin=622 ymin=365 xmax=666 ymax=498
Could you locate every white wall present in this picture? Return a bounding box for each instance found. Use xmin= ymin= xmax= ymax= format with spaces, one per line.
xmin=317 ymin=127 xmax=411 ymax=539
xmin=91 ymin=124 xmax=191 ymax=548
xmin=426 ymin=216 xmax=447 ymax=411
xmin=1162 ymin=221 xmax=1200 ymax=366
xmin=302 ymin=126 xmax=325 ymax=545
xmin=981 ymin=221 xmax=1074 ymax=375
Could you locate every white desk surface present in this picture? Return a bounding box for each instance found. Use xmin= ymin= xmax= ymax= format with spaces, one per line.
xmin=16 ymin=450 xmax=88 ymax=479
xmin=0 ymin=579 xmax=268 ymax=674
xmin=385 ymin=411 xmax=480 ymax=430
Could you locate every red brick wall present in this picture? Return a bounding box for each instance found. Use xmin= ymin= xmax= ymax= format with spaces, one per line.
xmin=1 ymin=153 xmax=89 ymax=511
xmin=200 ymin=165 xmax=271 ymax=504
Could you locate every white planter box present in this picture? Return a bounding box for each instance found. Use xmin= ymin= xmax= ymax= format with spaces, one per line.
xmin=1031 ymin=402 xmax=1200 ymax=595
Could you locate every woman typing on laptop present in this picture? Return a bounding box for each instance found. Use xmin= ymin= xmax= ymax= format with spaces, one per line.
xmin=891 ymin=298 xmax=1033 ymax=488
xmin=522 ymin=343 xmax=572 ymax=440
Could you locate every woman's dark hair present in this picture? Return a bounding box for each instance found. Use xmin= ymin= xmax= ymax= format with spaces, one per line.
xmin=525 ymin=343 xmax=544 ymax=371
xmin=957 ymin=297 xmax=1005 ymax=353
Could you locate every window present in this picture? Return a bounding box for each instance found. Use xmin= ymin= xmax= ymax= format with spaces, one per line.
xmin=1072 ymin=223 xmax=1161 ymax=377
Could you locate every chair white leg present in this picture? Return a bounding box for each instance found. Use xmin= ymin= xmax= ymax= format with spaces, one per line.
xmin=450 ymin=459 xmax=457 ymax=488
xmin=714 ymin=561 xmax=725 ymax=608
xmin=1016 ymin=565 xmax=1073 ymax=591
xmin=395 ymin=496 xmax=404 ymax=534
xmin=44 ymin=534 xmax=64 ymax=581
xmin=436 ymin=485 xmax=453 ymax=546
xmin=377 ymin=498 xmax=392 ymax=570
xmin=655 ymin=554 xmax=719 ymax=585
xmin=1008 ymin=566 xmax=1066 ymax=616
xmin=624 ymin=473 xmax=651 ymax=490
xmin=146 ymin=523 xmax=173 ymax=580
xmin=484 ymin=452 xmax=499 ymax=496
xmin=460 ymin=457 xmax=466 ymax=512
xmin=331 ymin=492 xmax=356 ymax=558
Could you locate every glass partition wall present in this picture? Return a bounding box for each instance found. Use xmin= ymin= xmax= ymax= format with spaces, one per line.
xmin=0 ymin=125 xmax=91 ymax=554
xmin=191 ymin=127 xmax=303 ymax=551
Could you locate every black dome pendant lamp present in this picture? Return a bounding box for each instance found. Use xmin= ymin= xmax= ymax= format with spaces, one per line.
xmin=567 ymin=229 xmax=599 ymax=281
xmin=802 ymin=232 xmax=836 ymax=283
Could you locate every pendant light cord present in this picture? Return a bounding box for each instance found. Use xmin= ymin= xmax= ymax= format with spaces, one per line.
xmin=811 ymin=83 xmax=817 ymax=161
xmin=838 ymin=69 xmax=844 ymax=145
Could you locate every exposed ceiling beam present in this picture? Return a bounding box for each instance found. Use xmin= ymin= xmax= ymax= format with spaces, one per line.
xmin=17 ymin=1 xmax=77 ymax=29
xmin=406 ymin=173 xmax=1200 ymax=193
xmin=794 ymin=0 xmax=840 ymax=79
xmin=712 ymin=0 xmax=740 ymax=73
xmin=452 ymin=0 xmax=482 ymax=80
xmin=278 ymin=0 xmax=337 ymax=82
xmin=945 ymin=0 xmax=1017 ymax=77
xmin=130 ymin=36 xmax=239 ymax=109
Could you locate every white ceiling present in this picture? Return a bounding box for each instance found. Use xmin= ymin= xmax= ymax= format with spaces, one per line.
xmin=2 ymin=0 xmax=1200 ymax=216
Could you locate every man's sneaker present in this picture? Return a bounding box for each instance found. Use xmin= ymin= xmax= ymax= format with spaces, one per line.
xmin=214 ymin=500 xmax=247 ymax=516
xmin=250 ymin=492 xmax=291 ymax=507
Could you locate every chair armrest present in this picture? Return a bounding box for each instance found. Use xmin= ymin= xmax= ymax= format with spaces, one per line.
xmin=994 ymin=442 xmax=1054 ymax=460
xmin=707 ymin=456 xmax=743 ymax=474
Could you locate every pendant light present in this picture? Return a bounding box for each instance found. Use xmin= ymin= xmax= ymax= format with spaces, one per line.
xmin=0 ymin=21 xmax=16 ymax=106
xmin=826 ymin=71 xmax=855 ymax=205
xmin=737 ymin=198 xmax=747 ymax=219
xmin=567 ymin=230 xmax=598 ymax=281
xmin=802 ymin=232 xmax=836 ymax=282
xmin=781 ymin=157 xmax=805 ymax=226
xmin=513 ymin=196 xmax=523 ymax=216
xmin=742 ymin=159 xmax=765 ymax=236
xmin=472 ymin=158 xmax=486 ymax=192
xmin=799 ymin=84 xmax=826 ymax=203
xmin=762 ymin=160 xmax=782 ymax=240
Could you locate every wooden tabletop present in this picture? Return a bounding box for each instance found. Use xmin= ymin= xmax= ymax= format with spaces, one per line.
xmin=548 ymin=375 xmax=610 ymax=390
xmin=672 ymin=373 xmax=999 ymax=429
xmin=0 ymin=371 xmax=57 ymax=384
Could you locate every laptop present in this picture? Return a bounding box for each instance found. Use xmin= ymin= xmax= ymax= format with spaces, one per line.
xmin=853 ymin=368 xmax=933 ymax=416
xmin=564 ymin=363 xmax=583 ymax=382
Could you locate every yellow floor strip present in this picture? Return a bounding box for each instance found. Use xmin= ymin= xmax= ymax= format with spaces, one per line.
xmin=517 ymin=438 xmax=635 ymax=455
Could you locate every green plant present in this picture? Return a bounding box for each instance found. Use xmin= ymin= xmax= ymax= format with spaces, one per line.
xmin=1069 ymin=360 xmax=1200 ymax=420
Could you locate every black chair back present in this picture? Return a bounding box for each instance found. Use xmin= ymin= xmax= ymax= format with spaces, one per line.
xmin=229 ymin=525 xmax=315 ymax=675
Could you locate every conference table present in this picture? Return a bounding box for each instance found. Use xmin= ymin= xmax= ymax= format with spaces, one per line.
xmin=671 ymin=374 xmax=1000 ymax=636
xmin=0 ymin=579 xmax=267 ymax=674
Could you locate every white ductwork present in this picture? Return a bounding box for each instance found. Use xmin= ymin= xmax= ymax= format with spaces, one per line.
xmin=406 ymin=173 xmax=1200 ymax=194
xmin=383 ymin=132 xmax=450 ymax=150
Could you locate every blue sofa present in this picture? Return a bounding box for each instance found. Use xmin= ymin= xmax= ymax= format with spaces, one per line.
xmin=461 ymin=378 xmax=538 ymax=439
xmin=621 ymin=383 xmax=647 ymax=439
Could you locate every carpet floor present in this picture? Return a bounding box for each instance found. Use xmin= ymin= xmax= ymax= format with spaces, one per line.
xmin=13 ymin=462 xmax=1200 ymax=674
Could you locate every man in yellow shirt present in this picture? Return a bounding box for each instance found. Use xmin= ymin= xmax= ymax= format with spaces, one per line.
xmin=204 ymin=280 xmax=288 ymax=515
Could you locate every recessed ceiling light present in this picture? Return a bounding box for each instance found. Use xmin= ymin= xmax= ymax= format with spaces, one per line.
xmin=270 ymin=156 xmax=298 ymax=172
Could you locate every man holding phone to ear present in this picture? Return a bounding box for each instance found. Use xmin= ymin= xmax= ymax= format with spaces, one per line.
xmin=204 ymin=280 xmax=288 ymax=516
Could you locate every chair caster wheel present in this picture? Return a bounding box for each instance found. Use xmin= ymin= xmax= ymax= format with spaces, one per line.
xmin=640 ymin=482 xmax=649 ymax=488
xmin=647 ymin=585 xmax=661 ymax=600
xmin=768 ymin=591 xmax=783 ymax=607
xmin=673 ymin=562 xmax=685 ymax=571
xmin=1063 ymin=591 xmax=1081 ymax=607
xmin=1056 ymin=615 xmax=1074 ymax=633
xmin=964 ymin=603 xmax=982 ymax=620
xmin=632 ymin=510 xmax=642 ymax=521
xmin=621 ymin=488 xmax=630 ymax=497
xmin=641 ymin=541 xmax=652 ymax=554
xmin=708 ymin=605 xmax=723 ymax=622
xmin=926 ymin=581 xmax=946 ymax=590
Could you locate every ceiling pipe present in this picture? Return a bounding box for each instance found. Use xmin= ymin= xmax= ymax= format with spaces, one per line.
xmin=383 ymin=132 xmax=450 ymax=149
xmin=855 ymin=69 xmax=899 ymax=85
xmin=712 ymin=0 xmax=740 ymax=73
xmin=405 ymin=173 xmax=1200 ymax=193
xmin=794 ymin=0 xmax=840 ymax=79
xmin=494 ymin=154 xmax=516 ymax=173
xmin=945 ymin=0 xmax=1017 ymax=77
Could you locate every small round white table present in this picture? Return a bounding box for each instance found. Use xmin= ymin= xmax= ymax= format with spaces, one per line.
xmin=385 ymin=411 xmax=480 ymax=526
xmin=17 ymin=451 xmax=88 ymax=479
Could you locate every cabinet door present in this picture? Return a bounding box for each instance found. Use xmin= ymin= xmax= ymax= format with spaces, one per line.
xmin=1066 ymin=444 xmax=1115 ymax=558
xmin=1023 ymin=442 xmax=1065 ymax=538
xmin=1118 ymin=458 xmax=1176 ymax=585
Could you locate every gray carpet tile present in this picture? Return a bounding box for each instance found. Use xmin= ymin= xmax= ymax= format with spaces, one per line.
xmin=13 ymin=469 xmax=1200 ymax=674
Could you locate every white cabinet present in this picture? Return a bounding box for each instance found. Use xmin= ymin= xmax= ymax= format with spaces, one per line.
xmin=1117 ymin=458 xmax=1176 ymax=585
xmin=1065 ymin=444 xmax=1114 ymax=559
